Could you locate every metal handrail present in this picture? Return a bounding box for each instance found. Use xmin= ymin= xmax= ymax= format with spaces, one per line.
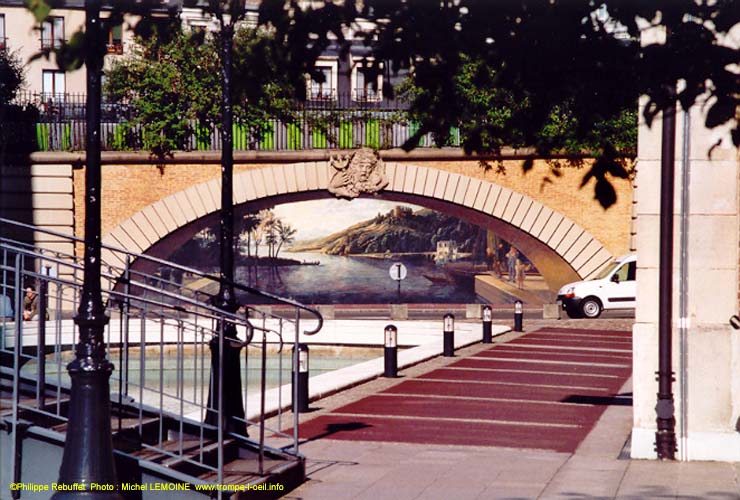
xmin=0 ymin=217 xmax=323 ymax=335
xmin=1 ymin=218 xmax=322 ymax=488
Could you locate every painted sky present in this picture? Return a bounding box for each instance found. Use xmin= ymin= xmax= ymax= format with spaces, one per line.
xmin=272 ymin=198 xmax=422 ymax=243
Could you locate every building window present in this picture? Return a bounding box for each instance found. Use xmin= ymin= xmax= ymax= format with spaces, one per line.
xmin=41 ymin=16 xmax=64 ymax=49
xmin=0 ymin=14 xmax=6 ymax=50
xmin=308 ymin=60 xmax=337 ymax=100
xmin=351 ymin=59 xmax=383 ymax=102
xmin=42 ymin=70 xmax=65 ymax=99
xmin=190 ymin=23 xmax=208 ymax=36
xmin=106 ymin=23 xmax=123 ymax=54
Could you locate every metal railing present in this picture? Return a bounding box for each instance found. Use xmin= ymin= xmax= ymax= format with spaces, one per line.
xmin=4 ymin=92 xmax=456 ymax=152
xmin=0 ymin=217 xmax=322 ymax=488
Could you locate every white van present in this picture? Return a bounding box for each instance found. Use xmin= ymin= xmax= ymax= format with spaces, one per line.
xmin=557 ymin=254 xmax=636 ymax=318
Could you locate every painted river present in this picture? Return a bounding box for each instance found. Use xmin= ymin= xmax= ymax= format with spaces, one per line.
xmin=235 ymin=251 xmax=481 ymax=304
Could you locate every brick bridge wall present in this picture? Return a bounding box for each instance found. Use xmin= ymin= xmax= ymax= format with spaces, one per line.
xmin=2 ymin=149 xmax=634 ymax=289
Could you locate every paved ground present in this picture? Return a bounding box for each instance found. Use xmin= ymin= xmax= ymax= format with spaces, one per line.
xmin=297 ymin=327 xmax=631 ymax=453
xmin=267 ymin=319 xmax=740 ymax=500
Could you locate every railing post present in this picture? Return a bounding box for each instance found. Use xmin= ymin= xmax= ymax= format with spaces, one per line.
xmin=293 ymin=309 xmax=300 ymax=454
xmin=10 ymin=253 xmax=22 ymax=500
xmin=259 ymin=332 xmax=267 ymax=475
xmin=217 ymin=318 xmax=224 ymax=486
xmin=36 ymin=269 xmax=49 ymax=409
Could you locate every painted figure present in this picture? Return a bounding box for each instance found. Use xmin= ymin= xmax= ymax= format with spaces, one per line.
xmin=515 ymin=258 xmax=526 ymax=289
xmin=506 ymin=247 xmax=518 ymax=282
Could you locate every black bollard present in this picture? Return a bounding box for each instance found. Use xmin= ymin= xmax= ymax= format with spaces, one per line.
xmin=443 ymin=313 xmax=455 ymax=357
xmin=384 ymin=325 xmax=398 ymax=378
xmin=482 ymin=305 xmax=493 ymax=343
xmin=292 ymin=344 xmax=309 ymax=413
xmin=514 ymin=300 xmax=523 ymax=332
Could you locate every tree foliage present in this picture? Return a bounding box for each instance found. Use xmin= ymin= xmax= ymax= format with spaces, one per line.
xmin=360 ymin=0 xmax=738 ymax=206
xmin=25 ymin=0 xmax=739 ymax=207
xmin=0 ymin=48 xmax=25 ymax=105
xmin=0 ymin=49 xmax=36 ymax=155
xmin=104 ymin=20 xmax=310 ymax=157
xmin=105 ymin=22 xmax=220 ymax=156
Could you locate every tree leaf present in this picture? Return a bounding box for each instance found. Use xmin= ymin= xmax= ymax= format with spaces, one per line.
xmin=522 ymin=157 xmax=534 ymax=174
xmin=56 ymin=30 xmax=86 ymax=72
xmin=705 ymin=98 xmax=736 ymax=129
xmin=595 ymin=177 xmax=617 ymax=209
xmin=25 ymin=0 xmax=51 ymax=23
xmin=579 ymin=169 xmax=594 ymax=188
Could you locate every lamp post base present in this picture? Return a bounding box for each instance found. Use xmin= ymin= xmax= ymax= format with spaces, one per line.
xmin=52 ymin=362 xmax=123 ymax=500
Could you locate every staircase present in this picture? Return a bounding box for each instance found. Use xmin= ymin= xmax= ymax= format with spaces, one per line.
xmin=0 ymin=217 xmax=322 ymax=498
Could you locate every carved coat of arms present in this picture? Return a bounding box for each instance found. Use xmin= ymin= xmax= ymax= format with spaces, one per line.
xmin=328 ymin=148 xmax=389 ymax=199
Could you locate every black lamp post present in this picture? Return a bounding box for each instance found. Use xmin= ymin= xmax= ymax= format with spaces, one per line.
xmin=205 ymin=19 xmax=246 ymax=436
xmin=52 ymin=1 xmax=123 ymax=497
xmin=655 ymin=89 xmax=677 ymax=460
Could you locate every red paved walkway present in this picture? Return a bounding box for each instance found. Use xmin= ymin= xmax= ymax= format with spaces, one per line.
xmin=297 ymin=327 xmax=632 ymax=453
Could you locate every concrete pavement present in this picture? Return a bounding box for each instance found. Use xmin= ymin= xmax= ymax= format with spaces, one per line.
xmin=273 ymin=320 xmax=740 ymax=500
xmin=242 ymin=319 xmax=510 ymax=421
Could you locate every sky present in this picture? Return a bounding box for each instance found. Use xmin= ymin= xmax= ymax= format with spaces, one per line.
xmin=272 ymin=198 xmax=422 ymax=243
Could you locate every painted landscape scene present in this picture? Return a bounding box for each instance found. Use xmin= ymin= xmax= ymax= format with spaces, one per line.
xmin=171 ymin=199 xmax=537 ymax=304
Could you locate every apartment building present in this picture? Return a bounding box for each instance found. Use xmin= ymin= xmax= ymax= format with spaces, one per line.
xmin=0 ymin=0 xmax=139 ymax=98
xmin=0 ymin=0 xmax=402 ymax=107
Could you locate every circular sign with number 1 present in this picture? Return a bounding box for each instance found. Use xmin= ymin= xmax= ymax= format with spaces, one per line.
xmin=389 ymin=262 xmax=408 ymax=281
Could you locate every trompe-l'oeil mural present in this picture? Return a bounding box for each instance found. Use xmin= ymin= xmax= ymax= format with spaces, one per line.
xmin=171 ymin=196 xmax=539 ymax=305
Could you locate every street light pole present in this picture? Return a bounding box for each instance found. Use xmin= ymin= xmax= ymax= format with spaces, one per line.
xmin=655 ymin=89 xmax=677 ymax=460
xmin=206 ymin=19 xmax=246 ymax=435
xmin=52 ymin=0 xmax=123 ymax=497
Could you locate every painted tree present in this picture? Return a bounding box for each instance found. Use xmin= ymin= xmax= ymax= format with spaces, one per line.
xmin=274 ymin=219 xmax=297 ymax=259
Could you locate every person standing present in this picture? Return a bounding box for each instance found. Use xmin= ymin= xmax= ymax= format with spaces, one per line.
xmin=506 ymin=247 xmax=518 ymax=283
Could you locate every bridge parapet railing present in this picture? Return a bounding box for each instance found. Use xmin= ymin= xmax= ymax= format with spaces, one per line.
xmin=0 ymin=217 xmax=323 ymax=486
xmin=4 ymin=92 xmax=459 ymax=152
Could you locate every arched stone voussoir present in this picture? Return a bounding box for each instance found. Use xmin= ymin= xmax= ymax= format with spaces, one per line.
xmin=104 ymin=162 xmax=615 ymax=289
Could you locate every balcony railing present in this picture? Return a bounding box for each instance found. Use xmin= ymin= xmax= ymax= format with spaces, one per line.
xmin=308 ymin=88 xmax=337 ymax=101
xmin=40 ymin=37 xmax=64 ymax=50
xmin=106 ymin=42 xmax=124 ymax=55
xmin=352 ymin=87 xmax=383 ymax=102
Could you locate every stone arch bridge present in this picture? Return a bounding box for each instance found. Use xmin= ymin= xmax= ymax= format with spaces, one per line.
xmin=1 ymin=149 xmax=634 ymax=293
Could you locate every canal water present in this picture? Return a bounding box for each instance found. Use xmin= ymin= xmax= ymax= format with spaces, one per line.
xmin=25 ymin=345 xmax=383 ymax=413
xmin=236 ymin=251 xmax=480 ymax=304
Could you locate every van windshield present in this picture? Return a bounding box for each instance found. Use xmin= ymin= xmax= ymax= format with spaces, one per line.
xmin=593 ymin=260 xmax=619 ymax=280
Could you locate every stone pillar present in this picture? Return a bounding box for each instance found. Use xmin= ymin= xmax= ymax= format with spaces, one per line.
xmin=631 ymin=67 xmax=740 ymax=461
